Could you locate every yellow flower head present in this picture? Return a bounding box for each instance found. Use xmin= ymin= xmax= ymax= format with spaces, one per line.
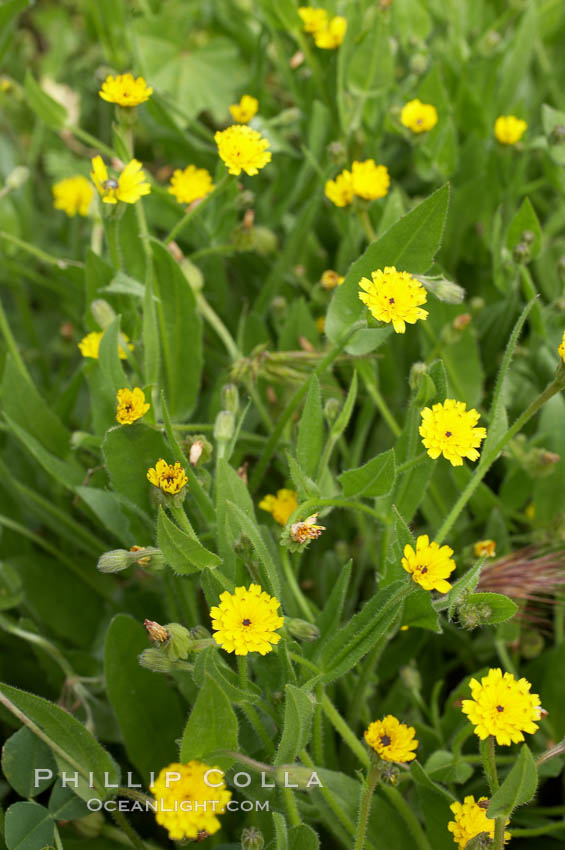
xmin=419 ymin=399 xmax=487 ymax=466
xmin=116 ymin=387 xmax=150 ymax=425
xmin=325 ymin=169 xmax=354 ymax=207
xmin=150 ymin=761 xmax=231 ymax=841
xmin=358 ymin=266 xmax=428 ymax=333
xmin=461 ymin=668 xmax=542 ymax=746
xmin=558 ymin=330 xmax=565 ymax=363
xmin=364 ymin=715 xmax=418 ymax=763
xmin=313 ymin=16 xmax=347 ymax=49
xmin=320 ymin=269 xmax=344 ymax=289
xmin=298 ymin=6 xmax=328 ymax=33
xmin=229 ymin=94 xmax=259 ymax=124
xmin=77 ymin=330 xmax=133 ymax=360
xmin=448 ymin=796 xmax=510 ymax=849
xmin=90 ymin=156 xmax=151 ymax=205
xmin=52 ymin=176 xmax=94 ymax=217
xmin=210 ymin=584 xmax=284 ymax=655
xmin=290 ymin=513 xmax=326 ymax=543
xmin=98 ymin=73 xmax=153 ymax=107
xmin=474 ymin=539 xmax=496 ymax=559
xmin=214 ymin=124 xmax=271 ymax=176
xmin=402 ymin=535 xmax=455 ymax=594
xmin=147 ymin=459 xmax=188 ymax=495
xmin=351 ymin=159 xmax=390 ymax=201
xmin=494 ymin=115 xmax=527 ymax=145
xmin=401 ymin=99 xmax=438 ymax=133
xmin=259 ymin=489 xmax=298 ymax=525
xmin=168 ymin=165 xmax=215 ymax=205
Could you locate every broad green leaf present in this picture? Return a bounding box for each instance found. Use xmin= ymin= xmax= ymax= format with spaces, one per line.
xmin=180 ymin=674 xmax=238 ymax=769
xmin=48 ymin=781 xmax=89 ymax=821
xmin=192 ymin=647 xmax=262 ymax=706
xmin=225 ymin=500 xmax=281 ymax=599
xmin=3 ymin=415 xmax=83 ymax=490
xmin=24 ymin=71 xmax=67 ymax=129
xmin=326 ymin=185 xmax=449 ymax=353
xmin=0 ymin=563 xmax=23 ymax=611
xmin=402 ymin=589 xmax=442 ymax=633
xmin=1 ymin=727 xmax=56 ymax=798
xmin=104 ymin=615 xmax=186 ymax=782
xmin=542 ymin=103 xmax=565 ymax=166
xmin=339 ymin=449 xmax=396 ymax=498
xmin=297 ymin=376 xmax=324 ymax=479
xmin=215 ymin=458 xmax=256 ymax=577
xmin=273 ymin=812 xmax=289 ymax=850
xmin=314 ymin=560 xmax=352 ymax=654
xmin=461 ymin=592 xmax=518 ymax=625
xmin=102 ymin=271 xmax=149 ymax=299
xmin=409 ymin=761 xmax=453 ymax=802
xmin=488 ymin=745 xmax=538 ymax=818
xmin=4 ymin=802 xmax=54 ymax=850
xmin=151 ymin=241 xmax=202 ymax=419
xmin=157 ymin=506 xmax=221 ymax=573
xmin=506 ymin=198 xmax=542 ymax=261
xmin=98 ymin=316 xmax=128 ymax=393
xmin=103 ymin=422 xmax=169 ymax=517
xmin=289 ymin=824 xmax=320 ymax=850
xmin=496 ymin=4 xmax=537 ymax=110
xmin=76 ymin=487 xmax=131 ymax=546
xmin=275 ymin=685 xmax=314 ymax=766
xmin=0 ymin=682 xmax=120 ymax=800
xmin=424 ymin=750 xmax=473 ymax=785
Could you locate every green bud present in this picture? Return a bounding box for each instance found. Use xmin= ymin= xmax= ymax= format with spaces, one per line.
xmin=138 ymin=648 xmax=173 ymax=673
xmin=274 ymin=765 xmax=323 ymax=790
xmin=116 ymin=104 xmax=138 ymax=128
xmin=97 ymin=549 xmax=131 ymax=573
xmin=377 ymin=761 xmax=400 ymax=786
xmin=241 ymin=827 xmax=265 ymax=850
xmin=271 ymin=296 xmax=287 ymax=319
xmin=327 ymin=140 xmax=346 ymax=164
xmin=520 ymin=629 xmax=544 ymax=659
xmin=512 ymin=241 xmax=530 ymax=264
xmin=409 ymin=53 xmax=428 ymax=75
xmin=409 ymin=362 xmax=435 ymax=405
xmin=5 ymin=166 xmax=30 ymax=190
xmin=252 ymin=226 xmax=278 ymax=256
xmin=164 ymin=623 xmax=193 ymax=661
xmin=470 ymin=296 xmax=485 ymax=314
xmin=90 ymin=299 xmax=116 ymax=329
xmin=400 ymin=664 xmax=422 ymax=692
xmin=324 ymin=397 xmax=341 ymax=424
xmin=522 ymin=447 xmax=560 ymax=478
xmin=214 ymin=410 xmax=235 ymax=443
xmin=416 ymin=275 xmax=466 ymax=304
xmin=182 ymin=434 xmax=213 ymax=467
xmin=458 ymin=602 xmax=492 ymax=630
xmin=286 ymin=618 xmax=320 ymax=642
xmin=521 ymin=229 xmax=535 ymax=245
xmin=190 ymin=625 xmax=211 ymax=640
xmin=222 ymin=383 xmax=240 ymax=414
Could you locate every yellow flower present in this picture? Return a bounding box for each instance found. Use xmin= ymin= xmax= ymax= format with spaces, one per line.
xmin=320 ymin=269 xmax=344 ymax=289
xmin=558 ymin=330 xmax=565 ymax=363
xmin=461 ymin=668 xmax=542 ymax=746
xmin=419 ymin=399 xmax=487 ymax=467
xmin=229 ymin=94 xmax=258 ymax=124
xmin=150 ymin=761 xmax=230 ymax=841
xmin=315 ymin=316 xmax=326 ymax=334
xmin=402 ymin=535 xmax=455 ymax=594
xmin=214 ymin=124 xmax=271 ymax=176
xmin=351 ymin=159 xmax=390 ymax=201
xmin=210 ymin=584 xmax=284 ymax=655
xmin=494 ymin=115 xmax=527 ymax=145
xmin=77 ymin=330 xmax=133 ymax=360
xmin=116 ymin=387 xmax=150 ymax=425
xmin=147 ymin=459 xmax=188 ymax=495
xmin=448 ymin=796 xmax=510 ymax=849
xmin=52 ymin=176 xmax=94 ymax=217
xmin=325 ymin=169 xmax=354 ymax=207
xmin=90 ymin=156 xmax=151 ymax=205
xmin=259 ymin=489 xmax=298 ymax=525
xmin=298 ymin=6 xmax=328 ymax=33
xmin=313 ymin=16 xmax=347 ymax=49
xmin=401 ymin=98 xmax=438 ymax=133
xmin=358 ymin=266 xmax=428 ymax=333
xmin=474 ymin=539 xmax=496 ymax=559
xmin=168 ymin=165 xmax=215 ymax=205
xmin=364 ymin=715 xmax=418 ymax=763
xmin=98 ymin=73 xmax=153 ymax=107
xmin=290 ymin=513 xmax=326 ymax=543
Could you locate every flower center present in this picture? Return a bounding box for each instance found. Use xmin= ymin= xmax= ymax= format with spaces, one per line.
xmin=103 ymin=178 xmax=119 ymax=190
xmin=380 ymin=735 xmax=392 ymax=746
xmin=445 ymin=431 xmax=452 ymax=437
xmin=389 ymin=297 xmax=395 ymax=304
xmin=496 ymin=705 xmax=504 ymax=712
xmin=242 ymin=619 xmax=252 ymax=626
xmin=420 ymin=566 xmax=428 ymax=574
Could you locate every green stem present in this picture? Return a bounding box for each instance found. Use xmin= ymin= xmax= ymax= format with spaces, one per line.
xmin=105 ymin=217 xmax=123 ymax=270
xmin=283 ymin=787 xmax=302 ymax=827
xmin=495 ymin=638 xmax=518 ymax=676
xmin=321 ymin=693 xmax=370 ymax=769
xmin=0 ymin=296 xmax=31 ymax=380
xmin=164 ymin=175 xmax=232 ymax=244
xmin=281 ymin=548 xmax=315 ymax=621
xmin=197 ymin=293 xmax=240 ymax=361
xmin=110 ymin=807 xmax=148 ymax=850
xmin=481 ymin=736 xmax=500 ymax=792
xmin=510 ymin=822 xmax=565 ymax=837
xmin=0 ymin=230 xmax=82 ymax=268
xmin=354 ymin=763 xmax=380 ymax=850
xmin=396 ymin=451 xmax=428 ymax=474
xmin=67 ymin=125 xmax=116 ymax=158
xmin=379 ymin=785 xmax=433 ymax=850
xmin=358 ymin=207 xmax=376 ymax=242
xmin=288 ymin=497 xmax=383 ymax=523
xmin=357 ymin=363 xmax=401 ymax=437
xmin=435 ymin=374 xmax=565 ymax=544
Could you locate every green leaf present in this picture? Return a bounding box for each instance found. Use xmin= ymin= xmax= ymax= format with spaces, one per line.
xmin=102 ymin=271 xmax=149 ymax=299
xmin=462 ymin=592 xmax=518 ymax=625
xmin=329 ymin=370 xmax=358 ymax=440
xmin=409 ymin=760 xmax=453 ymax=802
xmin=443 ymin=559 xmax=485 ymax=619
xmin=289 ymin=824 xmax=320 ymax=850
xmin=157 ymin=506 xmax=221 ymax=573
xmin=274 ymin=685 xmax=314 ymax=765
xmin=151 ymin=241 xmax=202 ymax=419
xmin=314 ymin=560 xmax=352 ymax=652
xmin=192 ymin=647 xmax=262 ymax=706
xmin=0 ymin=682 xmax=120 ymax=801
xmin=506 ymin=198 xmax=542 ymax=261
xmin=273 ymin=812 xmax=289 ymax=850
xmin=339 ymin=449 xmax=396 ymax=498
xmin=0 ymin=563 xmax=23 ymax=611
xmin=402 ymin=589 xmax=442 ymax=633
xmin=4 ymin=802 xmax=54 ymax=850
xmin=488 ymin=745 xmax=538 ymax=819
xmin=48 ymin=781 xmax=89 ymax=821
xmin=297 ymin=376 xmax=324 ymax=479
xmin=98 ymin=316 xmax=128 ymax=394
xmin=317 ymin=581 xmax=407 ymax=683
xmin=287 ymin=453 xmax=320 ymax=502
xmin=215 ymin=458 xmax=256 ymax=577
xmin=225 ymin=500 xmax=281 ymax=599
xmin=103 ymin=422 xmax=169 ymax=517
xmin=3 ymin=414 xmax=83 ymax=490
xmin=326 ymin=185 xmax=450 ymax=353
xmin=104 ymin=615 xmax=186 ymax=783
xmin=23 ymin=71 xmax=67 ymax=130
xmin=75 ymin=487 xmax=131 ymax=546
xmin=1 ymin=727 xmax=56 ymax=798
xmin=180 ymin=674 xmax=238 ymax=770
xmin=542 ymin=103 xmax=565 ymax=166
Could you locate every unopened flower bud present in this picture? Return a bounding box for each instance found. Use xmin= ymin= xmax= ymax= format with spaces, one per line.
xmin=470 ymin=297 xmax=485 ymax=314
xmin=523 ymin=448 xmax=560 ymax=478
xmin=182 ymin=434 xmax=213 ymax=467
xmin=222 ymin=384 xmax=239 ymax=414
xmin=5 ymin=166 xmax=30 ymax=190
xmin=409 ymin=53 xmax=428 ymax=75
xmin=473 ymin=540 xmax=496 ymax=558
xmin=164 ymin=623 xmax=193 ymax=661
xmin=378 ymin=761 xmax=400 ymax=785
xmin=320 ymin=269 xmax=344 ymax=290
xmin=274 ymin=766 xmax=322 ymax=790
xmin=409 ymin=362 xmax=435 ymax=404
xmin=214 ymin=410 xmax=235 ymax=443
xmin=512 ymin=241 xmax=530 ymax=264
xmin=458 ymin=602 xmax=492 ymax=630
xmin=90 ymin=299 xmax=116 ymax=329
xmin=286 ymin=618 xmax=320 ymax=642
xmin=138 ymin=648 xmax=173 ymax=673
xmin=97 ymin=549 xmax=131 ymax=573
xmin=416 ymin=275 xmax=465 ymax=304
xmin=190 ymin=625 xmax=211 ymax=640
xmin=324 ymin=398 xmax=341 ymax=424
xmin=144 ymin=619 xmax=169 ymax=643
xmin=241 ymin=827 xmax=265 ymax=850
xmin=521 ymin=230 xmax=535 ymax=245
xmin=271 ymin=296 xmax=287 ymax=318
xmin=327 ymin=140 xmax=346 ymax=164
xmin=453 ymin=313 xmax=471 ymax=331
